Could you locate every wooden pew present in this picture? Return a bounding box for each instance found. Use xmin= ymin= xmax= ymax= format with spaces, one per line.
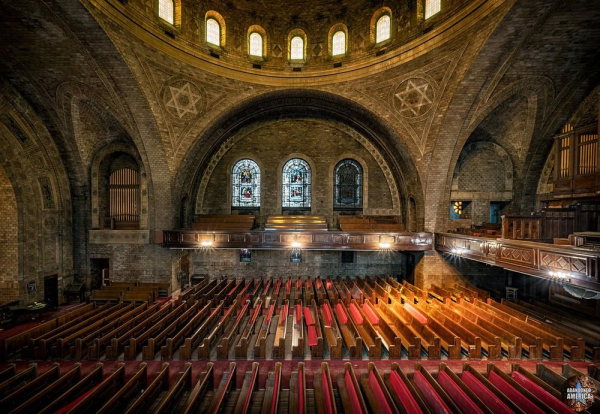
xmin=292 ymin=303 xmax=305 ymax=358
xmin=236 ymin=300 xmax=262 ymax=358
xmin=74 ymin=302 xmax=150 ymax=359
xmin=273 ymin=299 xmax=289 ymax=359
xmin=333 ymin=278 xmax=352 ymax=305
xmin=199 ymin=299 xmax=241 ymax=359
xmin=0 ymin=363 xmax=60 ymax=409
xmin=207 ymin=362 xmax=236 ymax=414
xmin=362 ymin=299 xmax=402 ymax=358
xmin=217 ymin=299 xmax=250 ymax=359
xmin=234 ymin=362 xmax=259 ymax=414
xmin=305 ymin=278 xmax=315 ymax=304
xmin=389 ymin=300 xmax=441 ymax=359
xmin=324 ymin=278 xmax=339 ymax=304
xmin=0 ymin=363 xmax=37 ymax=400
xmin=179 ymin=301 xmax=223 ymax=360
xmin=61 ymin=363 xmax=126 ymax=414
xmin=265 ymin=215 xmax=327 ymax=231
xmin=337 ymin=363 xmax=368 ymax=414
xmin=9 ymin=364 xmax=82 ymax=414
xmin=153 ymin=362 xmax=193 ymax=414
xmin=373 ymin=299 xmax=423 ymax=359
xmin=122 ymin=290 xmax=154 ymax=303
xmin=162 ymin=301 xmax=212 ymax=360
xmin=427 ymin=285 xmax=453 ymax=302
xmin=361 ymin=362 xmax=398 ymax=414
xmin=304 ymin=299 xmax=324 ymax=358
xmin=322 ymin=300 xmax=346 ymax=359
xmin=261 ymin=362 xmax=283 ymax=414
xmin=437 ymin=363 xmax=492 ymax=413
xmin=89 ymin=289 xmax=123 ymax=302
xmin=143 ymin=301 xmax=200 ymax=360
xmin=512 ymin=364 xmax=574 ymax=412
xmin=125 ymin=363 xmax=170 ymax=414
xmin=178 ymin=278 xmax=209 ymax=302
xmin=103 ymin=302 xmax=167 ymax=359
xmin=366 ymin=277 xmax=390 ymax=304
xmin=289 ymin=362 xmax=307 ymax=414
xmin=123 ymin=302 xmax=185 ymax=360
xmin=315 ymin=278 xmax=327 ymax=305
xmin=192 ymin=214 xmax=255 ymax=231
xmin=96 ymin=363 xmax=148 ymax=414
xmin=346 ymin=300 xmax=382 ymax=359
xmin=0 ymin=365 xmax=15 ymax=383
xmin=462 ymin=363 xmax=526 ymax=414
xmin=254 ymin=302 xmax=276 ymax=359
xmin=386 ymin=363 xmax=430 ymax=413
xmin=185 ymin=278 xmax=217 ymax=305
xmin=410 ymin=363 xmax=461 ymax=413
xmin=294 ymin=278 xmax=303 ymax=302
xmin=180 ymin=362 xmax=213 ymax=414
xmin=355 ymin=278 xmax=377 ymax=304
xmin=38 ymin=363 xmax=105 ymax=414
xmin=314 ymin=362 xmax=337 ymax=414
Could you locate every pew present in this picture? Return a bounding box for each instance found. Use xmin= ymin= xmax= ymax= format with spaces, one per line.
xmin=410 ymin=363 xmax=461 ymax=414
xmin=338 ymin=215 xmax=404 ymax=232
xmin=316 ymin=278 xmax=327 ymax=305
xmin=337 ymin=363 xmax=368 ymax=414
xmin=254 ymin=303 xmax=276 ymax=359
xmin=273 ymin=299 xmax=289 ymax=359
xmin=236 ymin=300 xmax=262 ymax=358
xmin=122 ymin=290 xmax=154 ymax=303
xmin=181 ymin=362 xmax=213 ymax=414
xmin=96 ymin=363 xmax=148 ymax=414
xmin=191 ymin=214 xmax=255 ymax=231
xmin=178 ymin=278 xmax=209 ymax=302
xmin=361 ymin=362 xmax=397 ymax=414
xmin=261 ymin=362 xmax=282 ymax=414
xmin=265 ymin=215 xmax=328 ymax=231
xmin=89 ymin=290 xmax=123 ymax=302
xmin=323 ymin=300 xmax=349 ymax=359
xmin=314 ymin=362 xmax=337 ymax=414
xmin=143 ymin=301 xmax=201 ymax=359
xmin=125 ymin=363 xmax=170 ymax=414
xmin=290 ymin=362 xmax=307 ymax=414
xmin=161 ymin=301 xmax=211 ymax=359
xmin=347 ymin=300 xmax=382 ymax=359
xmin=104 ymin=302 xmax=169 ymax=359
xmin=389 ymin=300 xmax=441 ymax=359
xmin=292 ymin=302 xmax=305 ymax=358
xmin=333 ymin=278 xmax=352 ymax=305
xmin=305 ymin=299 xmax=324 ymax=358
xmin=207 ymin=362 xmax=236 ymax=414
xmin=511 ymin=364 xmax=574 ymax=414
xmin=199 ymin=299 xmax=241 ymax=359
xmin=363 ymin=299 xmax=402 ymax=358
xmin=0 ymin=363 xmax=38 ymax=401
xmin=153 ymin=362 xmax=193 ymax=414
xmin=325 ymin=278 xmax=339 ymax=304
xmin=436 ymin=363 xmax=491 ymax=413
xmin=179 ymin=301 xmax=223 ymax=360
xmin=234 ymin=362 xmax=259 ymax=414
xmin=0 ymin=363 xmax=60 ymax=410
xmin=374 ymin=299 xmax=423 ymax=359
xmin=217 ymin=299 xmax=250 ymax=359
xmin=386 ymin=363 xmax=429 ymax=414
xmin=305 ymin=278 xmax=315 ymax=303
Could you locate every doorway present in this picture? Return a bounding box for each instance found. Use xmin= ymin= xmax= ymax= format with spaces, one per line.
xmin=90 ymin=258 xmax=110 ymax=290
xmin=44 ymin=275 xmax=58 ymax=309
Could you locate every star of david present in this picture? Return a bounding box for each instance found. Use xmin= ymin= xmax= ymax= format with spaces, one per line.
xmin=394 ymin=80 xmax=433 ymax=117
xmin=165 ymin=82 xmax=202 ymax=119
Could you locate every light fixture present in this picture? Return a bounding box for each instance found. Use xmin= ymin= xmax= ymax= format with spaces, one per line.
xmin=291 ymin=241 xmax=302 ymax=249
xmin=201 ymin=240 xmax=213 ymax=247
xmin=379 ymin=242 xmax=391 ymax=249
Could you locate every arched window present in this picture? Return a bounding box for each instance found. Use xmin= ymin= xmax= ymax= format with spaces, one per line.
xmin=282 ymin=158 xmax=311 ymax=209
xmin=290 ymin=36 xmax=304 ymax=60
xmin=425 ymin=0 xmax=441 ymax=19
xmin=332 ymin=31 xmax=346 ymax=56
xmin=206 ymin=18 xmax=221 ymax=46
xmin=334 ymin=159 xmax=363 ymax=210
xmin=376 ymin=15 xmax=391 ymax=43
xmin=158 ymin=0 xmax=174 ymax=24
xmin=232 ymin=159 xmax=261 ymax=208
xmin=109 ymin=167 xmax=140 ymax=229
xmin=249 ymin=32 xmax=263 ymax=57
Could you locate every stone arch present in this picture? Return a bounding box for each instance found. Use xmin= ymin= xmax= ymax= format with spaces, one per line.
xmin=452 ymin=141 xmax=514 ymax=192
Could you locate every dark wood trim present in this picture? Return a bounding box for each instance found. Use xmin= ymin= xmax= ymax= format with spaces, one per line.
xmin=436 ymin=232 xmax=600 ymax=290
xmin=156 ymin=230 xmax=433 ymax=251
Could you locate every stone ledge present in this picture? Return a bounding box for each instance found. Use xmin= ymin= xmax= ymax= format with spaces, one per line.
xmin=89 ymin=230 xmax=151 ymax=245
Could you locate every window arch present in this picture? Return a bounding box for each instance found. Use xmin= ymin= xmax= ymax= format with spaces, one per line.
xmin=249 ymin=32 xmax=263 ymax=57
xmin=282 ymin=158 xmax=311 ymax=209
xmin=158 ymin=0 xmax=174 ymax=24
xmin=232 ymin=159 xmax=261 ymax=208
xmin=334 ymin=159 xmax=363 ymax=210
xmin=290 ymin=36 xmax=304 ymax=60
xmin=376 ymin=15 xmax=391 ymax=43
xmin=425 ymin=0 xmax=441 ymax=19
xmin=332 ymin=31 xmax=346 ymax=56
xmin=206 ymin=18 xmax=220 ymax=46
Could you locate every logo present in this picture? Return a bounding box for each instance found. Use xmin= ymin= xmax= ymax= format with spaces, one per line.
xmin=562 ymin=374 xmax=597 ymax=412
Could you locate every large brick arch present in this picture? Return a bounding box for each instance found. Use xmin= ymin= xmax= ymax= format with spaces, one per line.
xmin=174 ymin=89 xmax=424 ymax=230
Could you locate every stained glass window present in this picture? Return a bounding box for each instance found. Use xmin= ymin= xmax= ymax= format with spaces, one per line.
xmin=425 ymin=0 xmax=441 ymax=19
xmin=249 ymin=32 xmax=263 ymax=57
xmin=282 ymin=158 xmax=311 ymax=209
xmin=206 ymin=18 xmax=220 ymax=46
xmin=290 ymin=36 xmax=304 ymax=60
xmin=158 ymin=0 xmax=174 ymax=24
xmin=334 ymin=159 xmax=363 ymax=209
xmin=376 ymin=15 xmax=391 ymax=43
xmin=332 ymin=31 xmax=346 ymax=56
xmin=232 ymin=159 xmax=261 ymax=208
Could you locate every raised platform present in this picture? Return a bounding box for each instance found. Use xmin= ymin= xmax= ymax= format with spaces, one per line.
xmin=157 ymin=230 xmax=433 ymax=251
xmin=436 ymin=232 xmax=600 ymax=291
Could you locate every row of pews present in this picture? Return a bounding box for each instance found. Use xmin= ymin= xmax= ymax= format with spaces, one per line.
xmin=2 ymin=276 xmax=599 ymax=362
xmin=89 ymin=282 xmax=171 ymax=303
xmin=0 ymin=361 xmax=598 ymax=413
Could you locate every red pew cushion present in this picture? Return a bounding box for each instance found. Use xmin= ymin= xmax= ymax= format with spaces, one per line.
xmin=298 ymin=370 xmax=304 ymax=414
xmin=437 ymin=371 xmax=483 ymax=414
xmin=323 ymin=303 xmax=333 ymax=327
xmin=488 ymin=370 xmax=544 ymax=414
xmin=335 ymin=303 xmax=348 ymax=324
xmin=368 ymin=370 xmax=393 ymax=414
xmin=345 ymin=370 xmax=363 ymax=414
xmin=349 ymin=303 xmax=363 ymax=324
xmin=322 ymin=369 xmax=334 ymax=414
xmin=280 ymin=304 xmax=288 ymax=325
xmin=389 ymin=370 xmax=423 ymax=414
xmin=413 ymin=371 xmax=452 ymax=414
xmin=511 ymin=371 xmax=575 ymax=414
xmin=461 ymin=371 xmax=513 ymax=414
xmin=304 ymin=307 xmax=314 ymax=325
xmin=307 ymin=325 xmax=318 ymax=346
xmin=296 ymin=304 xmax=301 ymax=324
xmin=362 ymin=303 xmax=380 ymax=325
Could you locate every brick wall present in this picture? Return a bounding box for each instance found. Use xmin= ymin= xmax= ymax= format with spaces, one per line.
xmin=0 ymin=165 xmax=19 ymax=301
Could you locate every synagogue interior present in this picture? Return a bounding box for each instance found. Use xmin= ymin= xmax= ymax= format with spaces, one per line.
xmin=1 ymin=0 xmax=600 ymax=412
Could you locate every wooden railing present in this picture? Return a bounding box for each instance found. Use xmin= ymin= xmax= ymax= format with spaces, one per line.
xmin=501 ymin=215 xmax=541 ymax=241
